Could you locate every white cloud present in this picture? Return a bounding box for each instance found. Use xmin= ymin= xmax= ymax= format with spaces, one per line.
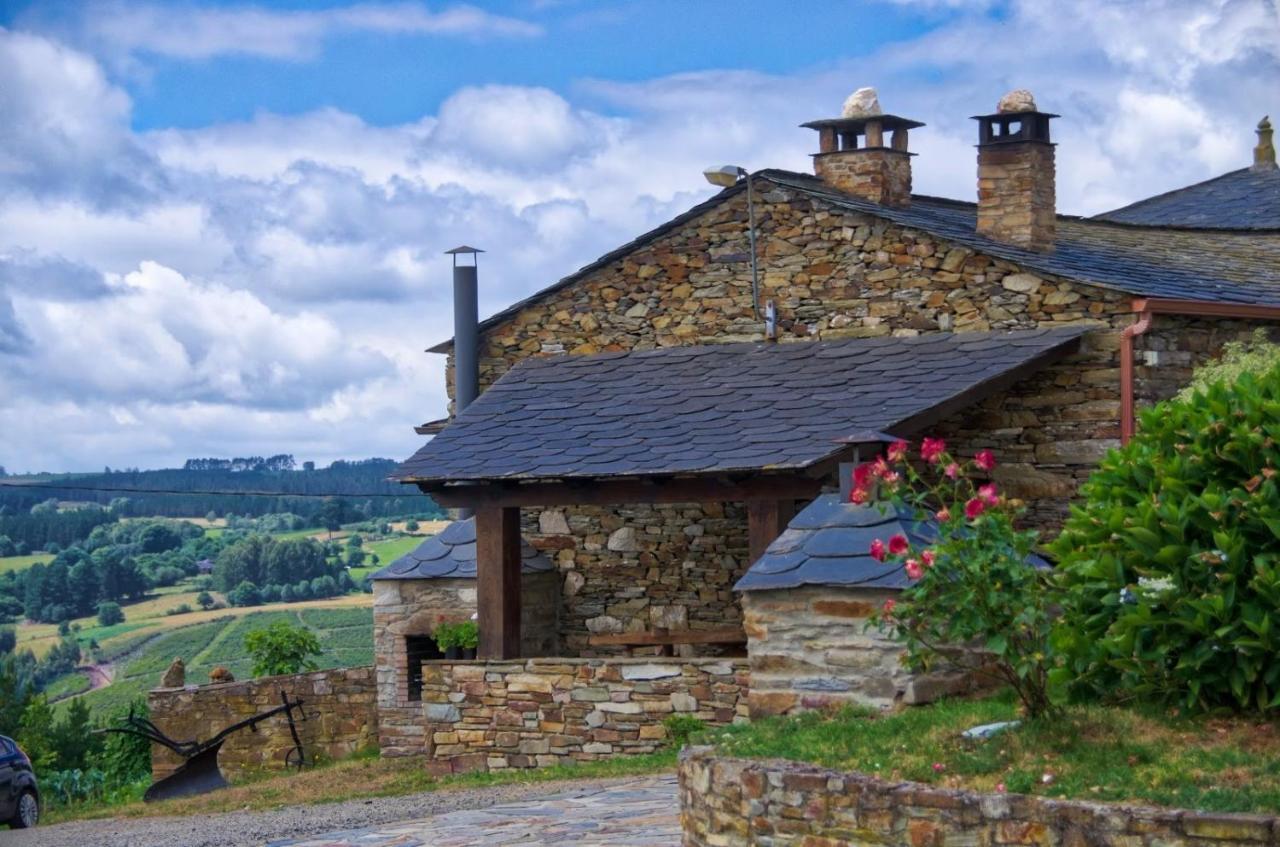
xmin=50 ymin=1 xmax=541 ymax=63
xmin=0 ymin=0 xmax=1277 ymax=471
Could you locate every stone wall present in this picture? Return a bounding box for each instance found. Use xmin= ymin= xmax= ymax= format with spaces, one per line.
xmin=148 ymin=666 xmax=378 ymax=782
xmin=380 ymin=657 xmax=748 ymax=772
xmin=374 ymin=574 xmax=560 ymax=754
xmin=742 ymin=587 xmax=981 ymax=718
xmin=679 ymin=748 xmax=1280 ymax=847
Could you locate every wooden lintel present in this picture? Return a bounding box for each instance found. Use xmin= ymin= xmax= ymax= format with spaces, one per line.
xmin=418 ymin=473 xmax=825 ymax=509
xmin=747 ymin=498 xmax=796 ymax=565
xmin=475 ymin=504 xmax=521 ymax=659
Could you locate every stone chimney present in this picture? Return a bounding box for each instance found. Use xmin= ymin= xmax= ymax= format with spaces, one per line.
xmin=973 ymin=89 xmax=1058 ymax=252
xmin=1255 ymin=116 xmax=1277 ymax=171
xmin=801 ymin=87 xmax=924 ymax=207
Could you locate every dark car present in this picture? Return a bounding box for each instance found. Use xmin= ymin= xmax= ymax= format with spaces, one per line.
xmin=0 ymin=734 xmax=39 ymax=828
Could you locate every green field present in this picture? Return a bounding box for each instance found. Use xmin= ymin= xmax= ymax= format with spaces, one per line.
xmin=64 ymin=607 xmax=374 ymax=720
xmin=0 ymin=552 xmax=54 ymax=574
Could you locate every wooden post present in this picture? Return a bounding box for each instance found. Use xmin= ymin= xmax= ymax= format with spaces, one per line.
xmin=747 ymin=499 xmax=795 ymax=565
xmin=475 ymin=504 xmax=521 ymax=659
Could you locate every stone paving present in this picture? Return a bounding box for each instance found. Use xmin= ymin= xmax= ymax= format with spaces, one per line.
xmin=266 ymin=776 xmax=680 ymax=847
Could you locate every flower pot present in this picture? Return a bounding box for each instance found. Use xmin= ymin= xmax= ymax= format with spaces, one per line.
xmin=444 ymin=646 xmax=462 ymax=660
xmin=462 ymin=647 xmax=477 ymax=660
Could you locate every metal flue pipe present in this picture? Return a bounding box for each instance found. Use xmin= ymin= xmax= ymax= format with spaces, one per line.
xmin=445 ymin=245 xmax=483 ymax=519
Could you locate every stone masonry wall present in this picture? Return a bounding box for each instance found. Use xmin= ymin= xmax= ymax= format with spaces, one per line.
xmin=679 ymin=748 xmax=1280 ymax=847
xmin=433 ymin=178 xmax=1267 ymax=647
xmin=149 ymin=666 xmax=377 ymax=782
xmin=380 ymin=657 xmax=747 ymax=772
xmin=742 ymin=587 xmax=982 ymax=718
xmin=374 ymin=574 xmax=560 ymax=755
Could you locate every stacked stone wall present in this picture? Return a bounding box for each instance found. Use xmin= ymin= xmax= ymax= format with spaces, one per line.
xmin=742 ymin=587 xmax=983 ymax=718
xmin=148 ymin=666 xmax=377 ymax=782
xmin=679 ymin=748 xmax=1280 ymax=847
xmin=380 ymin=657 xmax=747 ymax=772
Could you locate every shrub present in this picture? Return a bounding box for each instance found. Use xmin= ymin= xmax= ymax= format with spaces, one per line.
xmin=196 ymin=591 xmax=215 ymax=610
xmin=243 ymin=620 xmax=322 ymax=677
xmin=165 ymin=604 xmax=193 ymax=616
xmin=227 ymin=580 xmax=262 ymax=607
xmin=663 ymin=714 xmax=707 ymax=748
xmin=1178 ymin=328 xmax=1280 ymax=400
xmin=1053 ymin=367 xmax=1280 ymax=713
xmin=863 ymin=439 xmax=1057 ymax=718
xmin=97 ymin=601 xmax=125 ymax=627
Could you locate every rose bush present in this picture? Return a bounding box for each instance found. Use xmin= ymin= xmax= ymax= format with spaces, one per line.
xmin=863 ymin=440 xmax=1058 ymax=718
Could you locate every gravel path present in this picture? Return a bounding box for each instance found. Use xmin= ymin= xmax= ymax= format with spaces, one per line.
xmin=3 ymin=775 xmax=670 ymax=847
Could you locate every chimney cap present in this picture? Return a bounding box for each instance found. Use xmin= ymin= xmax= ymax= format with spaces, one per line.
xmin=801 ymin=114 xmax=925 ymax=133
xmin=444 ymin=245 xmax=485 ymax=255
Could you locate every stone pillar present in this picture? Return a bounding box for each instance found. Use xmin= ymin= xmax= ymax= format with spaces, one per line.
xmin=976 ymin=141 xmax=1056 ymax=251
xmin=814 ymin=149 xmax=912 ymax=207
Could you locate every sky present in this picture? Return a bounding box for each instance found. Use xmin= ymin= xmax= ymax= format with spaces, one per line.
xmin=0 ymin=0 xmax=1276 ymax=473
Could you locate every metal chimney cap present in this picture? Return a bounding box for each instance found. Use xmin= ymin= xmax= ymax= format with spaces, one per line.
xmin=444 ymin=245 xmax=485 ymax=254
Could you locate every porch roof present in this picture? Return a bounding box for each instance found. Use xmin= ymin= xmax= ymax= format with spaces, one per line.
xmin=395 ymin=327 xmax=1086 ymax=488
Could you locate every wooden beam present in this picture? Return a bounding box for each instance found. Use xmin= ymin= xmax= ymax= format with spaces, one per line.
xmin=747 ymin=499 xmax=795 ymax=565
xmin=475 ymin=504 xmax=521 ymax=659
xmin=418 ymin=473 xmax=825 ymax=510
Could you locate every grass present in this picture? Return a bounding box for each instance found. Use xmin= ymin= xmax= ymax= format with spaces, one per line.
xmin=44 ymin=671 xmax=91 ymax=701
xmin=710 ymin=691 xmax=1280 ymax=814
xmin=0 ymin=552 xmax=53 ymax=574
xmin=45 ymin=747 xmax=676 ymax=824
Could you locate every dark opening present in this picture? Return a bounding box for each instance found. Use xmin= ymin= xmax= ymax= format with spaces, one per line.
xmin=406 ymin=634 xmax=442 ymax=702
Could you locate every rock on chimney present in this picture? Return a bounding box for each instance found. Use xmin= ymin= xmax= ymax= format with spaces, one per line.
xmin=973 ymin=90 xmax=1058 ymax=252
xmin=1255 ymin=116 xmax=1277 ymax=171
xmin=801 ymin=88 xmax=924 ymax=207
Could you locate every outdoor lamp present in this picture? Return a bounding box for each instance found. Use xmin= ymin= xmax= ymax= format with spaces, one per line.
xmin=702 ymin=165 xmax=772 ymax=334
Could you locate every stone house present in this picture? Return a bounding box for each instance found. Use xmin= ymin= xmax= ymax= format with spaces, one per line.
xmin=387 ymin=91 xmax=1280 ymax=716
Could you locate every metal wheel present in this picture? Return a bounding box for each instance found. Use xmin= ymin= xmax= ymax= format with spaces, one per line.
xmin=12 ymin=791 xmax=38 ymax=828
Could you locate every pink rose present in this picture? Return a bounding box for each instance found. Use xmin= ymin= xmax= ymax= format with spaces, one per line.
xmin=887 ymin=440 xmax=909 ymax=462
xmin=853 ymin=462 xmax=876 ymax=489
xmin=850 ymin=487 xmax=869 ymax=504
xmin=921 ymin=549 xmax=935 ymax=567
xmin=974 ymin=449 xmax=997 ymax=471
xmin=920 ymin=437 xmax=946 ymax=464
xmin=936 ymin=508 xmax=951 ymax=522
xmin=882 ymin=598 xmax=896 ymax=617
xmin=978 ymin=483 xmax=999 ymax=505
xmin=869 ymin=539 xmax=886 ymax=562
xmin=944 ymin=462 xmax=961 ymax=479
xmin=965 ymin=497 xmax=987 ymax=520
xmin=888 ymin=534 xmax=909 ymax=556
xmin=905 ymin=559 xmax=923 ymax=580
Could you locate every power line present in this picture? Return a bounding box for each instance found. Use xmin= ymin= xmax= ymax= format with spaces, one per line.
xmin=0 ymin=481 xmax=423 ymax=499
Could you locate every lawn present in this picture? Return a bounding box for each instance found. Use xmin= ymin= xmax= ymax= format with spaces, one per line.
xmin=710 ymin=692 xmax=1280 ymax=814
xmin=0 ymin=552 xmax=53 ymax=574
xmin=45 ymin=745 xmax=675 ymax=823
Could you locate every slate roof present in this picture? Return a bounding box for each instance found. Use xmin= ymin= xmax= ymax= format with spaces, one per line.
xmin=369 ymin=518 xmax=552 ymax=580
xmin=735 ymin=493 xmax=1044 ymax=592
xmin=426 ymin=168 xmax=1280 ymax=355
xmin=1093 ymin=167 xmax=1280 ymax=229
xmin=395 ymin=327 xmax=1085 ymax=484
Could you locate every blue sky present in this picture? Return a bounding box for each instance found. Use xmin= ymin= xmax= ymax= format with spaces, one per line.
xmin=0 ymin=0 xmax=1275 ymax=472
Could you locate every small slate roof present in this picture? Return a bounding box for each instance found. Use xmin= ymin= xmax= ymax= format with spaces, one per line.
xmin=369 ymin=518 xmax=552 ymax=580
xmin=735 ymin=493 xmax=1048 ymax=592
xmin=395 ymin=327 xmax=1085 ymax=484
xmin=1093 ymin=167 xmax=1280 ymax=230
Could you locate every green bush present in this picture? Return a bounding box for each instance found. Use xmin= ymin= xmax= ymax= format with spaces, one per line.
xmin=1178 ymin=329 xmax=1280 ymax=400
xmin=1052 ymin=366 xmax=1280 ymax=713
xmin=662 ymin=714 xmax=707 ymax=748
xmin=243 ymin=620 xmax=322 ymax=678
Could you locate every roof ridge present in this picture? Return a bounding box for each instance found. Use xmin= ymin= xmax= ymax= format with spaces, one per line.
xmin=1094 ymin=167 xmax=1252 ymax=220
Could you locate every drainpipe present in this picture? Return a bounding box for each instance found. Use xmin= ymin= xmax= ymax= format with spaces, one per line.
xmin=1119 ymin=297 xmax=1280 ymax=444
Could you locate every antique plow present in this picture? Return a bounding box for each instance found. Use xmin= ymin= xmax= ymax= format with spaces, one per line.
xmin=99 ymin=690 xmax=308 ymax=802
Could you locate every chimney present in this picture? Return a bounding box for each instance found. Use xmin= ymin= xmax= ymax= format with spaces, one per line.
xmin=801 ymin=87 xmax=923 ymax=207
xmin=973 ymin=89 xmax=1058 ymax=252
xmin=445 ymin=245 xmax=483 ymax=414
xmin=1256 ymin=116 xmax=1277 ymax=171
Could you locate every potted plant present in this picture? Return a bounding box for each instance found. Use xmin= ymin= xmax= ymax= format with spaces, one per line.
xmin=456 ymin=620 xmax=479 ymax=660
xmin=434 ymin=622 xmax=462 ymax=660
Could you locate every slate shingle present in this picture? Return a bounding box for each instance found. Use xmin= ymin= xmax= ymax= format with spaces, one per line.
xmin=395 ymin=327 xmax=1086 ymax=484
xmin=369 ymin=517 xmax=553 ymax=580
xmin=1093 ymin=167 xmax=1280 ymax=229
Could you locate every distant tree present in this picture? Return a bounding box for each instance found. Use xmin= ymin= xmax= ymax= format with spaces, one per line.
xmin=205 ymin=510 xmax=218 ymax=523
xmin=404 ymin=519 xmax=420 ymax=532
xmin=226 ymin=580 xmax=262 ymax=607
xmin=97 ymin=601 xmax=125 ymax=627
xmin=57 ymin=620 xmax=70 ymax=636
xmin=243 ymin=620 xmax=321 ymax=678
xmin=346 ymin=548 xmax=366 ymax=567
xmin=50 ymin=697 xmax=100 ymax=772
xmin=302 ymin=461 xmax=315 ymax=472
xmin=196 ymin=591 xmax=215 ymax=610
xmin=16 ymin=695 xmax=58 ymax=771
xmin=30 ymin=498 xmax=59 ymax=516
xmin=0 ymin=536 xmax=13 ymax=557
xmin=280 ymin=584 xmax=295 ymax=603
xmin=0 ymin=466 xmax=6 ymax=477
xmin=108 ymin=497 xmax=131 ymax=515
xmin=0 ymin=627 xmax=14 ymax=655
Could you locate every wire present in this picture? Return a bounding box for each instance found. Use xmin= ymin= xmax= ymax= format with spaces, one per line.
xmin=0 ymin=481 xmax=423 ymax=499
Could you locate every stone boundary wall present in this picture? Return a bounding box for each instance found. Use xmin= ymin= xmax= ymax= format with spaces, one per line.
xmin=383 ymin=658 xmax=748 ymax=773
xmin=679 ymin=748 xmax=1279 ymax=847
xmin=148 ymin=666 xmax=378 ymax=781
